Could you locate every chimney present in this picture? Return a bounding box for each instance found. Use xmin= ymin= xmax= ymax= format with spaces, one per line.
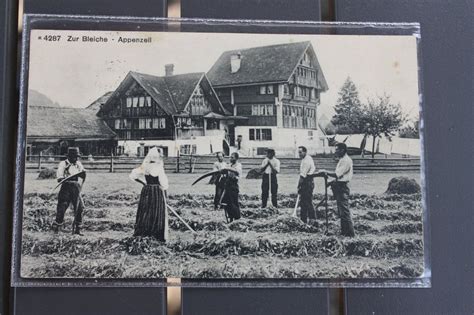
xmin=165 ymin=64 xmax=174 ymax=76
xmin=230 ymin=53 xmax=242 ymax=73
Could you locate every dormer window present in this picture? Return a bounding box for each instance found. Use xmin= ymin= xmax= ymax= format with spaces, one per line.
xmin=259 ymin=84 xmax=274 ymax=95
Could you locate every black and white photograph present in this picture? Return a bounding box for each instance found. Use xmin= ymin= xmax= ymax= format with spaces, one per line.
xmin=19 ymin=29 xmax=424 ymax=280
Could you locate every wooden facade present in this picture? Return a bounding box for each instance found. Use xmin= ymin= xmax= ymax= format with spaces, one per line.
xmin=99 ymin=71 xmax=227 ymax=145
xmin=103 ymin=81 xmax=174 ymax=141
xmin=212 ymin=45 xmax=324 ymax=136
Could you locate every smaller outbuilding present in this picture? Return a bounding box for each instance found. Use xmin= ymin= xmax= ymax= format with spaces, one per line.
xmin=26 ymin=106 xmax=117 ymax=158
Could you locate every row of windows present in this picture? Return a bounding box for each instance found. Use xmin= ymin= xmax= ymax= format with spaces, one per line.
xmin=294 ymin=86 xmax=317 ymax=98
xmin=119 ymin=130 xmax=173 ymax=140
xmin=296 ymin=67 xmax=317 ymax=79
xmin=125 ymin=96 xmax=152 ymax=108
xmin=189 ymin=95 xmax=211 ymax=115
xmin=180 ymin=144 xmax=197 ymax=155
xmin=249 ymin=128 xmax=272 ymax=141
xmin=176 ymin=117 xmax=203 ymax=128
xmin=283 ymin=116 xmax=317 ymax=129
xmin=114 ymin=118 xmax=166 ymax=130
xmin=283 ymin=105 xmax=316 ymax=118
xmin=251 ymin=104 xmax=274 ymax=116
xmin=258 ymin=85 xmax=274 ymax=95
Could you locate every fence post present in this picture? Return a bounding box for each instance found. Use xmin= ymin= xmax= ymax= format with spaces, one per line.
xmin=176 ymin=152 xmax=180 ymax=173
xmin=38 ymin=152 xmax=42 ymax=170
xmin=110 ymin=152 xmax=114 ymax=173
xmin=189 ymin=153 xmax=193 ymax=173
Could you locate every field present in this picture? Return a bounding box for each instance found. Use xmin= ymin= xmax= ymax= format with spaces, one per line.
xmin=20 ymin=172 xmax=424 ymax=279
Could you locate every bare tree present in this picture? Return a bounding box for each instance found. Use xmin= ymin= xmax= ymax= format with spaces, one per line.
xmin=359 ymin=94 xmax=405 ymax=158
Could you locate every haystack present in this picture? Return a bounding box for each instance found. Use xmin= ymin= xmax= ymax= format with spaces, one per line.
xmin=386 ymin=177 xmax=421 ymax=194
xmin=37 ymin=168 xmax=56 ymax=180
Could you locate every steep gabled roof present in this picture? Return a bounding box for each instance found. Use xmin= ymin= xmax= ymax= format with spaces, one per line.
xmin=163 ymin=73 xmax=205 ymax=112
xmin=104 ymin=71 xmax=206 ymax=115
xmin=86 ymin=91 xmax=113 ymax=112
xmin=27 ymin=106 xmax=116 ymax=139
xmin=207 ymin=41 xmax=328 ymax=90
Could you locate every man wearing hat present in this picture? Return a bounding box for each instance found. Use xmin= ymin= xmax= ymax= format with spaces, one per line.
xmin=52 ymin=147 xmax=87 ymax=235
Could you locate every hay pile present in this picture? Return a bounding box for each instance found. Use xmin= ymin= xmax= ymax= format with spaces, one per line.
xmin=37 ymin=168 xmax=56 ymax=180
xmin=254 ymin=216 xmax=319 ymax=233
xmin=386 ymin=177 xmax=421 ymax=194
xmin=246 ymin=168 xmax=263 ymax=179
xmin=169 ymin=234 xmax=423 ymax=259
xmin=120 ymin=236 xmax=170 ymax=256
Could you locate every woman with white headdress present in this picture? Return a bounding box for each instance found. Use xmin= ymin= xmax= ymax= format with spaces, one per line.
xmin=129 ymin=147 xmax=169 ymax=241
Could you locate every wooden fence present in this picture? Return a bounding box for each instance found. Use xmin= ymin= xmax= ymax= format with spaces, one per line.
xmin=25 ymin=154 xmax=420 ymax=173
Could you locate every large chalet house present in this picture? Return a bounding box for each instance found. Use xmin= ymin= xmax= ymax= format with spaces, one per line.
xmin=207 ymin=41 xmax=328 ymax=156
xmin=98 ymin=66 xmax=231 ymax=157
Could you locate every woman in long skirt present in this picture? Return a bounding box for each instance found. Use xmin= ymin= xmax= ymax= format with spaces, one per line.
xmin=129 ymin=147 xmax=169 ymax=242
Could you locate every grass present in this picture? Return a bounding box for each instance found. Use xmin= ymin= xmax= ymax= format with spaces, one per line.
xmin=25 ymin=171 xmax=421 ymax=196
xmin=20 ymin=189 xmax=425 ymax=279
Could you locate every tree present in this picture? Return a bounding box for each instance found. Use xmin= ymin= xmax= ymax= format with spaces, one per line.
xmin=331 ymin=77 xmax=364 ymax=134
xmin=359 ymin=94 xmax=405 ymax=158
xmin=399 ymin=119 xmax=420 ymax=139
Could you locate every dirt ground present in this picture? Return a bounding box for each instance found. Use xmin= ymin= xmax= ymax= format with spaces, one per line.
xmin=20 ymin=171 xmax=424 ymax=279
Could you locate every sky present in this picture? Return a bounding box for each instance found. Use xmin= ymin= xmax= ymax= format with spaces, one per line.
xmin=27 ymin=30 xmax=420 ymax=120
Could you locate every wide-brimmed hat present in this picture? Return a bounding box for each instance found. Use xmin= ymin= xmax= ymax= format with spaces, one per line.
xmin=66 ymin=147 xmax=81 ymax=157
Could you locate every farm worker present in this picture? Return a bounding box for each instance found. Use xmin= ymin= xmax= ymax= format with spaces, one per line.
xmin=212 ymin=151 xmax=227 ymax=210
xmin=323 ymin=142 xmax=355 ymax=237
xmin=222 ymin=152 xmax=242 ymax=222
xmin=260 ymin=148 xmax=280 ymax=208
xmin=297 ymin=146 xmax=317 ymax=224
xmin=52 ymin=147 xmax=86 ymax=235
xmin=129 ymin=147 xmax=169 ymax=242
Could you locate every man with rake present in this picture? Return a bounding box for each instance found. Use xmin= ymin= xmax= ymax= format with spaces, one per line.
xmin=297 ymin=146 xmax=317 ymax=225
xmin=320 ymin=142 xmax=355 ymax=237
xmin=260 ymin=148 xmax=280 ymax=209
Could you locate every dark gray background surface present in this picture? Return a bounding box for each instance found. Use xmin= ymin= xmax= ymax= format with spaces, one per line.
xmin=0 ymin=0 xmax=17 ymax=314
xmin=182 ymin=0 xmax=321 ymax=21
xmin=13 ymin=287 xmax=166 ymax=315
xmin=336 ymin=1 xmax=473 ymax=314
xmin=182 ymin=288 xmax=328 ymax=315
xmin=23 ymin=0 xmax=167 ymax=16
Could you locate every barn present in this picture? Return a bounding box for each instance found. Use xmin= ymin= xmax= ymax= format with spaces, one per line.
xmin=26 ymin=106 xmax=117 ymax=158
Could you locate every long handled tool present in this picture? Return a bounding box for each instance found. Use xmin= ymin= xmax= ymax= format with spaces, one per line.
xmin=218 ymin=188 xmax=230 ymax=223
xmin=324 ymin=176 xmax=329 ymax=233
xmin=162 ymin=190 xmax=196 ymax=233
xmin=71 ymin=191 xmax=85 ymax=235
xmin=311 ymin=177 xmax=329 ymax=233
xmin=292 ymin=194 xmax=300 ymax=217
xmin=166 ymin=204 xmax=196 ymax=233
